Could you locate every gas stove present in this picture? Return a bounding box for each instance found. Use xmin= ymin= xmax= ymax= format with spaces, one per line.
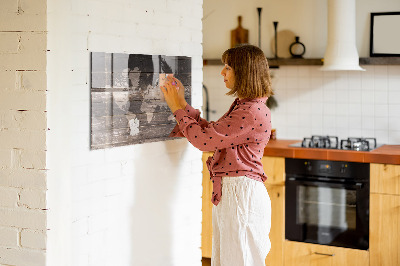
xmin=289 ymin=135 xmax=381 ymax=151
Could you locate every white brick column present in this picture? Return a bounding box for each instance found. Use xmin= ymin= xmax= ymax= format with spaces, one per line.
xmin=0 ymin=0 xmax=48 ymax=265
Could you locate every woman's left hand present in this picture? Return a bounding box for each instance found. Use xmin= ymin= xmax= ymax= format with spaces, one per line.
xmin=160 ymin=77 xmax=183 ymax=113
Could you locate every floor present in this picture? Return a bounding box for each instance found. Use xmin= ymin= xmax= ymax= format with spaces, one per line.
xmin=202 ymin=257 xmax=211 ymax=266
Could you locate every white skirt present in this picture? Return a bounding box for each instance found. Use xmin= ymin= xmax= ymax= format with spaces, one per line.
xmin=212 ymin=176 xmax=271 ymax=266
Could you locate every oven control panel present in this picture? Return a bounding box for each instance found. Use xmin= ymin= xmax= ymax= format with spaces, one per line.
xmin=286 ymin=158 xmax=369 ymax=180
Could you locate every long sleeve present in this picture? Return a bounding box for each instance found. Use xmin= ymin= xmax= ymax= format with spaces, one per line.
xmin=169 ymin=104 xmax=210 ymax=137
xmin=172 ymin=106 xmax=257 ymax=152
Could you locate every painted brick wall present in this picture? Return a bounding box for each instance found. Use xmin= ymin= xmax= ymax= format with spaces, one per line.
xmin=46 ymin=0 xmax=203 ymax=266
xmin=0 ymin=0 xmax=48 ymax=265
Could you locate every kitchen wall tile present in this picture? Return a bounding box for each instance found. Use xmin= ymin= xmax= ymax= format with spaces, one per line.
xmin=311 ymin=114 xmax=324 ymax=128
xmin=298 ymin=102 xmax=312 ymax=115
xmin=361 ymin=90 xmax=374 ymax=103
xmin=388 ymin=91 xmax=400 ymax=104
xmin=273 ymin=75 xmax=287 ymax=90
xmin=272 ymin=67 xmax=286 ymax=78
xmin=285 ymin=66 xmax=298 ymax=77
xmin=286 ymin=77 xmax=299 ymax=89
xmin=323 ymin=115 xmax=336 ymax=129
xmin=388 ymin=117 xmax=400 ymax=131
xmin=361 ymin=104 xmax=375 ymax=117
xmin=336 ymin=115 xmax=348 ymax=128
xmin=374 ymin=90 xmax=388 ymax=104
xmin=335 ymin=72 xmax=349 ymax=90
xmin=374 ymin=77 xmax=388 ymax=91
xmin=362 ymin=129 xmax=375 ymax=138
xmin=348 ymin=103 xmax=362 ymax=116
xmin=310 ymin=77 xmax=324 ymax=90
xmin=374 ymin=117 xmax=389 ymax=131
xmin=323 ymin=103 xmax=336 ymax=115
xmin=388 ymin=104 xmax=400 ymax=117
xmin=323 ymin=86 xmax=336 ymax=103
xmin=311 ymin=86 xmax=323 ymax=101
xmin=311 ymin=102 xmax=324 ymax=115
xmin=336 ymin=90 xmax=349 ymax=103
xmin=322 ymin=70 xmax=335 ymax=78
xmin=362 ymin=116 xmax=375 ymax=130
xmin=336 ymin=128 xmax=349 ymax=140
xmin=287 ymin=113 xmax=300 ymax=127
xmin=374 ymin=65 xmax=388 ymax=77
xmin=375 ymin=104 xmax=389 ymax=117
xmin=361 ymin=72 xmax=374 ymax=91
xmin=349 ymin=128 xmax=362 ymax=137
xmin=388 ymin=76 xmax=400 ymax=91
xmin=348 ymin=90 xmax=362 ymax=103
xmin=348 ymin=71 xmax=362 ymax=90
xmin=388 ymin=65 xmax=400 ymax=76
xmin=311 ymin=127 xmax=325 ymax=136
xmin=298 ymin=77 xmax=311 ymax=89
xmin=374 ymin=130 xmax=389 ymax=144
xmin=207 ymin=65 xmax=400 ymax=144
xmin=388 ymin=131 xmax=400 ymax=143
xmin=336 ymin=103 xmax=349 ymax=116
xmin=310 ymin=66 xmax=324 ymax=77
xmin=298 ymin=67 xmax=311 ymax=78
xmin=349 ymin=116 xmax=362 ymax=129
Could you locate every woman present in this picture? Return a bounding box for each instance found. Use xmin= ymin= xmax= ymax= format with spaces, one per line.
xmin=161 ymin=44 xmax=273 ymax=266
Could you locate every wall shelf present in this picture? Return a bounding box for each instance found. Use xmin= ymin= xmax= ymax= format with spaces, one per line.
xmin=203 ymin=57 xmax=400 ymax=67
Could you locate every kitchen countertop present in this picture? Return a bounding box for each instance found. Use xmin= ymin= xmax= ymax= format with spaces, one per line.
xmin=263 ymin=139 xmax=400 ymax=165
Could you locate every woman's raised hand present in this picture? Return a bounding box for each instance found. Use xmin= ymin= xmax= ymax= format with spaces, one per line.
xmin=160 ymin=76 xmax=185 ymax=113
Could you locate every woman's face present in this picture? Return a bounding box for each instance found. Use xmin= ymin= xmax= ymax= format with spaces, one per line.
xmin=220 ymin=64 xmax=235 ymax=89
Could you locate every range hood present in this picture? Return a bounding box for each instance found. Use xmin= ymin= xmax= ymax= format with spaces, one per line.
xmin=320 ymin=0 xmax=365 ymax=71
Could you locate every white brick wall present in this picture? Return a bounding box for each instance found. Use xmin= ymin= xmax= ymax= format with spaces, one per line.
xmin=47 ymin=1 xmax=203 ymax=266
xmin=0 ymin=0 xmax=48 ymax=265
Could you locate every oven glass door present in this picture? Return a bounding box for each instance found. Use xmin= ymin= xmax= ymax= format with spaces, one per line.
xmin=286 ymin=179 xmax=369 ymax=250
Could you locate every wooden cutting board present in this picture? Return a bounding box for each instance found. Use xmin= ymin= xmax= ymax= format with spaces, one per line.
xmin=231 ymin=16 xmax=249 ymax=48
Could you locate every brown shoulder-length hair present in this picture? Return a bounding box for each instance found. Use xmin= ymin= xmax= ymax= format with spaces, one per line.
xmin=221 ymin=44 xmax=273 ymax=99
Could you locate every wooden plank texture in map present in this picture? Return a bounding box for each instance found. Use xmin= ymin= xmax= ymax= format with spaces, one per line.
xmin=90 ymin=52 xmax=192 ymax=149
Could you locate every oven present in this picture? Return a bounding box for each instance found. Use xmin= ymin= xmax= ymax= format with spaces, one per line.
xmin=285 ymin=158 xmax=370 ymax=250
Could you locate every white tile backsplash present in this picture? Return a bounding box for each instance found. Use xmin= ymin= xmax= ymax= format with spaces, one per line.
xmin=204 ymin=64 xmax=400 ymax=144
xmin=269 ymin=65 xmax=400 ymax=144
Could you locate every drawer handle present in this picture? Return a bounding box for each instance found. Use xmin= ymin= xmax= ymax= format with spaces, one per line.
xmin=314 ymin=252 xmax=335 ymax=257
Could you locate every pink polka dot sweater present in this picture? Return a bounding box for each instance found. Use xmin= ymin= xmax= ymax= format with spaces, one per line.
xmin=169 ymin=97 xmax=272 ymax=206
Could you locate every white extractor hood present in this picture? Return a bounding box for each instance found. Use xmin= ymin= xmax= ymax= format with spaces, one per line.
xmin=320 ymin=0 xmax=365 ymax=71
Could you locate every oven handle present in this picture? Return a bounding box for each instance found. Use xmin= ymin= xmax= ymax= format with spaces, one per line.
xmin=314 ymin=252 xmax=335 ymax=257
xmin=286 ymin=177 xmax=364 ymax=189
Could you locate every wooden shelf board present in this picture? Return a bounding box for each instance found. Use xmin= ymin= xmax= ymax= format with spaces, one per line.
xmin=203 ymin=57 xmax=400 ymax=67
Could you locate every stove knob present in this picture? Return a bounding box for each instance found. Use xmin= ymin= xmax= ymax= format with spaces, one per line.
xmin=340 ymin=164 xmax=347 ymax=174
xmin=305 ymin=162 xmax=312 ymax=171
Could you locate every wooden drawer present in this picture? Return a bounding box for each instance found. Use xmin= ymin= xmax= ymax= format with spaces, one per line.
xmin=370 ymin=163 xmax=400 ymax=195
xmin=261 ymin=156 xmax=285 ymax=186
xmin=284 ymin=241 xmax=369 ymax=266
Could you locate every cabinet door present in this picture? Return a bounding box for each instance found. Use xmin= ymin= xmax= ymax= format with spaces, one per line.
xmin=261 ymin=156 xmax=285 ymax=185
xmin=264 ymin=184 xmax=284 ymax=266
xmin=370 ymin=193 xmax=400 ymax=266
xmin=284 ymin=241 xmax=369 ymax=266
xmin=202 ymin=152 xmax=213 ymax=258
xmin=370 ymin=163 xmax=400 ymax=195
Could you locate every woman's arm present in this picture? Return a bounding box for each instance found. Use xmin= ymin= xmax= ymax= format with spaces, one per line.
xmin=162 ymin=77 xmax=210 ymax=137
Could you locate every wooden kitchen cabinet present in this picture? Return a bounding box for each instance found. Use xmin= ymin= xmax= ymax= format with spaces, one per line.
xmin=284 ymin=241 xmax=369 ymax=266
xmin=264 ymin=184 xmax=285 ymax=266
xmin=201 ymin=154 xmax=286 ymax=266
xmin=370 ymin=163 xmax=400 ymax=266
xmin=370 ymin=193 xmax=400 ymax=266
xmin=202 ymin=152 xmax=213 ymax=258
xmin=370 ymin=163 xmax=400 ymax=195
xmin=262 ymin=156 xmax=285 ymax=266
